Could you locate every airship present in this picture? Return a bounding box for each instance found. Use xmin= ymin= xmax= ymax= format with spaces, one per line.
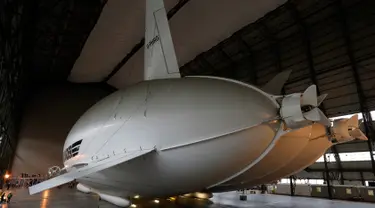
xmin=29 ymin=0 xmax=366 ymax=207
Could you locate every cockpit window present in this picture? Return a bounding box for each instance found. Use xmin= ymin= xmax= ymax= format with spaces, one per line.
xmin=63 ymin=139 xmax=82 ymax=161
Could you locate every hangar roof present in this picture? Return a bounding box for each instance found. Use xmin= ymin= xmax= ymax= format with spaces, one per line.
xmin=68 ymin=0 xmax=287 ymax=87
xmin=46 ymin=0 xmax=375 ymax=119
xmin=14 ymin=0 xmax=375 ymax=119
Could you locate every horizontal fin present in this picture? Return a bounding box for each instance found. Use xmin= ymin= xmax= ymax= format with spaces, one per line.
xmin=29 ymin=149 xmax=155 ymax=195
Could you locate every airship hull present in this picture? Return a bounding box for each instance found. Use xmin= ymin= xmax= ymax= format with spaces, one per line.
xmin=64 ymin=77 xmax=282 ymax=197
xmin=64 ymin=77 xmax=279 ymax=164
xmin=76 ymin=123 xmax=278 ymax=197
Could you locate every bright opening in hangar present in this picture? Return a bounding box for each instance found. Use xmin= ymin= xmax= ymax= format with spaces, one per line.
xmin=0 ymin=0 xmax=375 ymax=207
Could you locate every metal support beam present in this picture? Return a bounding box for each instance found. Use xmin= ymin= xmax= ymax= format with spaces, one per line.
xmin=273 ymin=43 xmax=287 ymax=95
xmin=332 ymin=146 xmax=344 ymax=185
xmin=286 ymin=2 xmax=316 ymax=85
xmin=336 ymin=0 xmax=375 ymax=175
xmin=360 ymin=172 xmax=365 ymax=186
xmin=102 ymin=0 xmax=191 ymax=82
xmin=323 ymin=153 xmax=333 ymax=199
xmin=287 ymin=1 xmax=345 ymax=181
xmin=257 ymin=22 xmax=285 ymax=94
xmin=305 ymin=168 xmax=374 ymax=173
xmin=289 ymin=175 xmax=295 ymax=196
xmin=218 ymin=46 xmax=237 ymax=79
xmin=237 ymin=36 xmax=256 ymax=85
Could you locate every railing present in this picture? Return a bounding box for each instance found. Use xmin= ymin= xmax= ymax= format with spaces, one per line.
xmin=5 ymin=177 xmax=46 ymax=189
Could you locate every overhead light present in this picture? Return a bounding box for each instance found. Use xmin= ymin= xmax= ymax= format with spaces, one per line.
xmin=154 ymin=199 xmax=159 ymax=204
xmin=134 ymin=195 xmax=140 ymax=199
xmin=130 ymin=204 xmax=137 ymax=208
xmin=4 ymin=174 xmax=10 ymax=179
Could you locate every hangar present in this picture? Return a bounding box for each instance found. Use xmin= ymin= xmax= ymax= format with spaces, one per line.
xmin=0 ymin=0 xmax=375 ymax=206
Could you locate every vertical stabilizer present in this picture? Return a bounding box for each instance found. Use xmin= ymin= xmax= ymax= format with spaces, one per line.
xmin=261 ymin=70 xmax=292 ymax=95
xmin=144 ymin=0 xmax=181 ymax=80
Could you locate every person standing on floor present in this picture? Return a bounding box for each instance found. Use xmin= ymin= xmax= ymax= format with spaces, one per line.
xmin=7 ymin=192 xmax=12 ymax=203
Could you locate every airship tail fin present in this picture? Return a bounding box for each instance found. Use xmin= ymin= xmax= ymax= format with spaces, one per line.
xmin=144 ymin=0 xmax=181 ymax=81
xmin=261 ymin=70 xmax=292 ymax=95
xmin=331 ymin=115 xmax=368 ymax=143
xmin=29 ymin=148 xmax=155 ymax=195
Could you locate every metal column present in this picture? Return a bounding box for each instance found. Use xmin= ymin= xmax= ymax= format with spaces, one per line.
xmin=287 ymin=1 xmax=345 ymax=182
xmin=360 ymin=172 xmax=365 ymax=186
xmin=289 ymin=175 xmax=295 ymax=196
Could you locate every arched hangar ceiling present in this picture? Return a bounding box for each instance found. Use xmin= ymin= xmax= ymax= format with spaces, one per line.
xmin=67 ymin=0 xmax=375 ymax=119
xmin=68 ymin=0 xmax=287 ymax=88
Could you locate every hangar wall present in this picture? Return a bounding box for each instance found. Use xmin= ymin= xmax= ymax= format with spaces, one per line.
xmin=11 ymin=84 xmax=110 ymax=176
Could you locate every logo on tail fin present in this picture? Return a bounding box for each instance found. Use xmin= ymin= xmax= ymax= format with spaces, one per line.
xmin=146 ymin=35 xmax=160 ymax=49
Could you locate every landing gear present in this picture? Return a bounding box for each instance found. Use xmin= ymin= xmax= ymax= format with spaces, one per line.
xmin=239 ymin=195 xmax=247 ymax=201
xmin=182 ymin=192 xmax=213 ymax=199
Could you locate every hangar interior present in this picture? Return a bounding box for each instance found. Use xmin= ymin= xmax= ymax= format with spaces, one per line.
xmin=0 ymin=0 xmax=375 ymax=204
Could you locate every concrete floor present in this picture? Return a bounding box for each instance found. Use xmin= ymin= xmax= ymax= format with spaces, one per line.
xmin=1 ymin=187 xmax=374 ymax=208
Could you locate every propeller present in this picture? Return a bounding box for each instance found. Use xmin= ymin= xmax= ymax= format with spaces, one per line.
xmin=280 ymin=84 xmax=330 ymax=129
xmin=301 ymin=85 xmax=317 ymax=107
xmin=317 ymin=94 xmax=328 ymax=106
xmin=300 ymin=85 xmax=331 ymax=126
